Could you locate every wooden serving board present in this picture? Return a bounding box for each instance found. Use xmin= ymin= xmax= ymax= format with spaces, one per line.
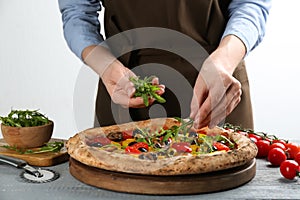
xmin=69 ymin=158 xmax=256 ymax=195
xmin=0 ymin=138 xmax=69 ymax=166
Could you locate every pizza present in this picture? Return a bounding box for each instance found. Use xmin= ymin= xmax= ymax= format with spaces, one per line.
xmin=67 ymin=118 xmax=257 ymax=175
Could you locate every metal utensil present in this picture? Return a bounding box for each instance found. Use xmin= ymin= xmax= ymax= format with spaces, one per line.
xmin=0 ymin=154 xmax=59 ymax=183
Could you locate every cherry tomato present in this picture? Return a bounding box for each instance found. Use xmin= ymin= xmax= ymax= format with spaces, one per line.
xmin=267 ymin=147 xmax=287 ymax=166
xmin=269 ymin=142 xmax=286 ymax=151
xmin=213 ymin=142 xmax=230 ymax=151
xmin=286 ymin=142 xmax=300 ymax=159
xmin=272 ymin=139 xmax=287 ymax=147
xmin=248 ymin=133 xmax=262 ymax=141
xmin=237 ymin=130 xmax=248 ymax=136
xmin=256 ymin=139 xmax=271 ymax=158
xmin=249 ymin=137 xmax=257 ymax=144
xmin=171 ymin=142 xmax=192 ymax=153
xmin=294 ymin=152 xmax=300 ymax=165
xmin=280 ymin=160 xmax=300 ymax=180
xmin=264 ymin=137 xmax=272 ymax=143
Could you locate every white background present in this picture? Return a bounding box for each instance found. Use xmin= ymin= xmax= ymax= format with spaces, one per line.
xmin=0 ymin=1 xmax=299 ymax=140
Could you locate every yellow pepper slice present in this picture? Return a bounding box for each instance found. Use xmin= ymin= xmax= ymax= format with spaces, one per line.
xmin=121 ymin=139 xmax=136 ymax=147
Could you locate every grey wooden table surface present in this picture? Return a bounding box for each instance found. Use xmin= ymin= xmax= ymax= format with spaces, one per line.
xmin=1 ymin=158 xmax=300 ymax=200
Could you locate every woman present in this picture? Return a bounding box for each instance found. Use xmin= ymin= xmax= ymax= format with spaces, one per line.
xmin=59 ymin=0 xmax=271 ymax=129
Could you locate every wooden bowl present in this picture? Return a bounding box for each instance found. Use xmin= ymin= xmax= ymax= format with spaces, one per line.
xmin=1 ymin=121 xmax=54 ymax=148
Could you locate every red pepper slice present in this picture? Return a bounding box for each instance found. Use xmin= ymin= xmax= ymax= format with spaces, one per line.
xmin=125 ymin=142 xmax=149 ymax=154
xmin=213 ymin=142 xmax=230 ymax=151
xmin=171 ymin=142 xmax=192 ymax=153
xmin=125 ymin=146 xmax=141 ymax=154
xmin=132 ymin=142 xmax=149 ymax=151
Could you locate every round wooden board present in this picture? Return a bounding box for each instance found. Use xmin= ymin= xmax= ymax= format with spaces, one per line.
xmin=69 ymin=158 xmax=256 ymax=195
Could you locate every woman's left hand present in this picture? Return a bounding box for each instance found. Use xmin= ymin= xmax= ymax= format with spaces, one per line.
xmin=190 ymin=53 xmax=242 ymax=129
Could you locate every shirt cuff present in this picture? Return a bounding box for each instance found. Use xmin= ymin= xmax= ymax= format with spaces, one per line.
xmin=222 ymin=19 xmax=259 ymax=56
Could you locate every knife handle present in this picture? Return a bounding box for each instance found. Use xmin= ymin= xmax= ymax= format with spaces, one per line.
xmin=0 ymin=155 xmax=27 ymax=168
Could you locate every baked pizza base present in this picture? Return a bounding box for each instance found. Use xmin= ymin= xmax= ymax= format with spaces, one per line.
xmin=67 ymin=118 xmax=257 ymax=176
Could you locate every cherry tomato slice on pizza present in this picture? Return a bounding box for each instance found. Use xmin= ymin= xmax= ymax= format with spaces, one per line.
xmin=213 ymin=142 xmax=230 ymax=151
xmin=171 ymin=142 xmax=192 ymax=153
xmin=93 ymin=137 xmax=111 ymax=146
xmin=122 ymin=130 xmax=134 ymax=140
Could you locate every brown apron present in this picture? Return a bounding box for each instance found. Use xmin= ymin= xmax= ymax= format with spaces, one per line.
xmin=95 ymin=0 xmax=254 ymax=129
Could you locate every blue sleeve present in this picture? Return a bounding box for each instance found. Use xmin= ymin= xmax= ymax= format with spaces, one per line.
xmin=222 ymin=0 xmax=272 ymax=55
xmin=58 ymin=0 xmax=104 ymax=60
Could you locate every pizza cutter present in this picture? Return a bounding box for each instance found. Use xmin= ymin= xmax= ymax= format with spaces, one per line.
xmin=0 ymin=154 xmax=59 ymax=183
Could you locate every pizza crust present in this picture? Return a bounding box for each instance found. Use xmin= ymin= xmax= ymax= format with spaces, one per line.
xmin=67 ymin=118 xmax=257 ymax=175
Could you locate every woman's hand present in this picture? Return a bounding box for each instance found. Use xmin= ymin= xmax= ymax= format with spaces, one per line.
xmin=101 ymin=60 xmax=165 ymax=108
xmin=82 ymin=45 xmax=165 ymax=108
xmin=190 ymin=35 xmax=246 ymax=128
xmin=189 ymin=58 xmax=242 ymax=128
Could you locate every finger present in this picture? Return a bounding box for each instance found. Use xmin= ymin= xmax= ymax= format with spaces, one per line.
xmin=116 ymin=74 xmax=136 ymax=97
xmin=197 ymin=86 xmax=242 ymax=129
xmin=156 ymin=85 xmax=165 ymax=95
xmin=194 ymin=93 xmax=213 ymax=127
xmin=189 ymin=87 xmax=208 ymax=119
xmin=189 ymin=74 xmax=209 ymax=119
xmin=192 ymin=96 xmax=212 ymax=129
xmin=151 ymin=77 xmax=165 ymax=95
xmin=128 ymin=97 xmax=155 ymax=108
xmin=193 ymin=76 xmax=242 ymax=127
xmin=151 ymin=77 xmax=159 ymax=85
xmin=124 ymin=82 xmax=135 ymax=97
xmin=112 ymin=91 xmax=145 ymax=108
xmin=128 ymin=97 xmax=148 ymax=108
xmin=207 ymin=94 xmax=241 ymax=129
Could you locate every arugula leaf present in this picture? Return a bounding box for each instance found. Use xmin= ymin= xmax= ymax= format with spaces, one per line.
xmin=129 ymin=76 xmax=166 ymax=106
xmin=0 ymin=109 xmax=49 ymax=127
xmin=0 ymin=141 xmax=64 ymax=154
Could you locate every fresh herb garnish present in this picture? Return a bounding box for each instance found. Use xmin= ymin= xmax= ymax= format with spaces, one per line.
xmin=1 ymin=141 xmax=64 ymax=154
xmin=129 ymin=76 xmax=166 ymax=106
xmin=0 ymin=109 xmax=49 ymax=127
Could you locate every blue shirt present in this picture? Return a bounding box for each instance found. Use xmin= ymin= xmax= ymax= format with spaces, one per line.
xmin=58 ymin=0 xmax=271 ymax=60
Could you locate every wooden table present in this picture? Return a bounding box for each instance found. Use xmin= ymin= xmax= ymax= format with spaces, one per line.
xmin=1 ymin=157 xmax=300 ymax=200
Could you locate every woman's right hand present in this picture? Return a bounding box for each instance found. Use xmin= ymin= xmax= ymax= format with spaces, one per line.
xmin=101 ymin=60 xmax=146 ymax=108
xmin=102 ymin=60 xmax=165 ymax=108
xmin=83 ymin=45 xmax=165 ymax=108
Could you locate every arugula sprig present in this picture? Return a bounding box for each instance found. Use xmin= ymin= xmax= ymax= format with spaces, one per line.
xmin=129 ymin=76 xmax=166 ymax=106
xmin=1 ymin=141 xmax=64 ymax=154
xmin=0 ymin=109 xmax=49 ymax=127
